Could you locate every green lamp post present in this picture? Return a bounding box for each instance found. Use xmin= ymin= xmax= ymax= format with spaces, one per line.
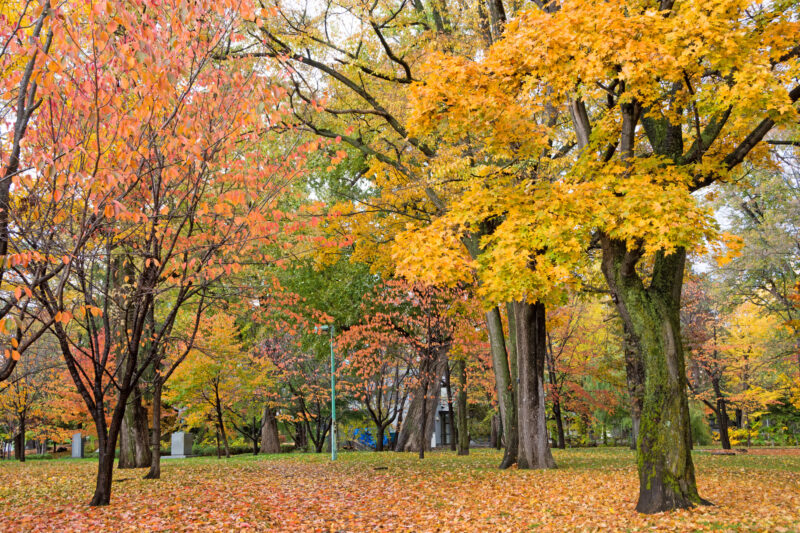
xmin=317 ymin=325 xmax=336 ymax=461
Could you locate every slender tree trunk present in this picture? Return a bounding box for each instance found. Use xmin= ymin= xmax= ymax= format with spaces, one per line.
xmin=601 ymin=239 xmax=708 ymax=513
xmin=486 ymin=306 xmax=518 ymax=468
xmin=15 ymin=413 xmax=25 ymax=462
xmin=215 ymin=428 xmax=221 ymax=459
xmin=545 ymin=337 xmax=565 ymax=449
xmin=445 ymin=364 xmax=457 ymax=451
xmin=144 ymin=381 xmax=163 ymax=479
xmin=260 ymin=404 xmax=281 ymax=454
xmin=717 ymin=398 xmax=731 ymax=450
xmin=215 ymin=393 xmax=230 ymax=458
xmin=419 ymin=379 xmax=428 ymax=460
xmin=623 ymin=322 xmax=645 ymax=451
xmin=513 ymin=300 xmax=556 ymax=469
xmin=490 ymin=414 xmax=499 ymax=449
xmin=454 ymin=358 xmax=469 ymax=455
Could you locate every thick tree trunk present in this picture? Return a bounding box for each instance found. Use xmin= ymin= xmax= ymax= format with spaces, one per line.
xmin=454 ymin=358 xmax=469 ymax=455
xmin=260 ymin=404 xmax=281 ymax=454
xmin=119 ymin=391 xmax=151 ymax=469
xmin=513 ymin=300 xmax=556 ymax=469
xmin=144 ymin=381 xmax=163 ymax=479
xmin=601 ymin=239 xmax=708 ymax=513
xmin=375 ymin=424 xmax=386 ymax=452
xmin=486 ymin=306 xmax=518 ymax=468
xmin=623 ymin=322 xmax=645 ymax=451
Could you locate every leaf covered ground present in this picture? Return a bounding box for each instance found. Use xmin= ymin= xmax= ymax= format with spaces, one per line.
xmin=1 ymin=448 xmax=798 ymax=532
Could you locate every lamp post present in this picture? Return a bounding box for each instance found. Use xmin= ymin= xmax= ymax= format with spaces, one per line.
xmin=317 ymin=325 xmax=336 ymax=460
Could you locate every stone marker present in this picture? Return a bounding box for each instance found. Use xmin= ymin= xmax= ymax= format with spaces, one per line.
xmin=169 ymin=431 xmax=193 ymax=458
xmin=72 ymin=433 xmax=84 ymax=458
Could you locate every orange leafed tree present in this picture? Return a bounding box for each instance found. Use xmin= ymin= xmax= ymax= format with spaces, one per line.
xmin=11 ymin=0 xmax=305 ymax=505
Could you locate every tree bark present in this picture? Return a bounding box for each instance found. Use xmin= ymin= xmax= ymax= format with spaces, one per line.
xmin=215 ymin=389 xmax=230 ymax=458
xmin=419 ymin=380 xmax=428 ymax=459
xmin=601 ymin=238 xmax=708 ymax=513
xmin=486 ymin=306 xmax=518 ymax=468
xmin=623 ymin=322 xmax=645 ymax=451
xmin=260 ymin=404 xmax=281 ymax=454
xmin=395 ymin=348 xmax=448 ymax=453
xmin=14 ymin=412 xmax=25 ymax=462
xmin=119 ymin=390 xmax=151 ymax=469
xmin=454 ymin=358 xmax=470 ymax=455
xmin=144 ymin=381 xmax=163 ymax=479
xmin=716 ymin=397 xmax=731 ymax=450
xmin=545 ymin=336 xmax=565 ymax=449
xmin=445 ymin=363 xmax=457 ymax=451
xmin=513 ymin=300 xmax=556 ymax=469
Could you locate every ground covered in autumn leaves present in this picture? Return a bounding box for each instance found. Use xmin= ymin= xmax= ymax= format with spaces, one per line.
xmin=1 ymin=448 xmax=799 ymax=532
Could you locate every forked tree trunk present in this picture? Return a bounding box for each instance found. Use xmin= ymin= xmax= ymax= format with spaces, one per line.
xmin=623 ymin=322 xmax=645 ymax=451
xmin=260 ymin=404 xmax=281 ymax=454
xmin=601 ymin=239 xmax=708 ymax=513
xmin=395 ymin=348 xmax=448 ymax=453
xmin=454 ymin=358 xmax=470 ymax=455
xmin=486 ymin=306 xmax=518 ymax=468
xmin=144 ymin=381 xmax=163 ymax=479
xmin=513 ymin=300 xmax=556 ymax=469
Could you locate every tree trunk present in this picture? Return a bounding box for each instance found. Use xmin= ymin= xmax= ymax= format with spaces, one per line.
xmin=445 ymin=363 xmax=457 ymax=451
xmin=513 ymin=300 xmax=556 ymax=469
xmin=490 ymin=414 xmax=499 ymax=449
xmin=144 ymin=381 xmax=163 ymax=479
xmin=601 ymin=239 xmax=708 ymax=513
xmin=14 ymin=413 xmax=25 ymax=462
xmin=545 ymin=337 xmax=565 ymax=449
xmin=454 ymin=358 xmax=470 ymax=455
xmin=395 ymin=348 xmax=447 ymax=453
xmin=376 ymin=424 xmax=386 ymax=452
xmin=717 ymin=398 xmax=731 ymax=450
xmin=623 ymin=322 xmax=645 ymax=451
xmin=260 ymin=404 xmax=281 ymax=454
xmin=119 ymin=391 xmax=151 ymax=469
xmin=486 ymin=306 xmax=518 ymax=468
xmin=91 ymin=442 xmax=115 ymax=506
xmin=419 ymin=380 xmax=429 ymax=459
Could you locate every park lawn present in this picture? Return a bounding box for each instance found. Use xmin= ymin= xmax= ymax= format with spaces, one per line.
xmin=0 ymin=448 xmax=798 ymax=532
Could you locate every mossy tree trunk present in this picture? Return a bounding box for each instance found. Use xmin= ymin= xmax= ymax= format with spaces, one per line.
xmin=601 ymin=237 xmax=709 ymax=513
xmin=513 ymin=300 xmax=556 ymax=469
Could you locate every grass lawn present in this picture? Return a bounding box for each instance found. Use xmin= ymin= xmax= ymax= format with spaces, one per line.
xmin=1 ymin=447 xmax=798 ymax=531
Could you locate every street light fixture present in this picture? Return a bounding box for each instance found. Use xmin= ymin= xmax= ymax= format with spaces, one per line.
xmin=316 ymin=324 xmax=336 ymax=461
